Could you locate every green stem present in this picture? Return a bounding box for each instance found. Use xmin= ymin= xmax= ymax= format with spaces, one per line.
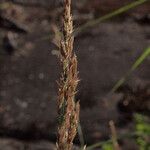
xmin=75 ymin=0 xmax=148 ymax=35
xmin=86 ymin=132 xmax=148 ymax=150
xmin=111 ymin=47 xmax=150 ymax=93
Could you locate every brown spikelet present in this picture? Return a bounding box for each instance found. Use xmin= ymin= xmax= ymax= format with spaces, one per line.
xmin=57 ymin=0 xmax=80 ymax=150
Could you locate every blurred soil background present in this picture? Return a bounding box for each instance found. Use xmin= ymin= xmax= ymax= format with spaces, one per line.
xmin=0 ymin=0 xmax=150 ymax=149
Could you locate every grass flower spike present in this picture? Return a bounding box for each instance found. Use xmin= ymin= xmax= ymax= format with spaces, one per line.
xmin=57 ymin=0 xmax=80 ymax=150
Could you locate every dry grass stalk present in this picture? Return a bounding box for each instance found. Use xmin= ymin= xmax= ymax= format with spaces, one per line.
xmin=56 ymin=0 xmax=80 ymax=150
xmin=109 ymin=120 xmax=121 ymax=150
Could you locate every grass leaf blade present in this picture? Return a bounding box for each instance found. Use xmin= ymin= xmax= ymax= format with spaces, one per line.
xmin=75 ymin=0 xmax=148 ymax=35
xmin=111 ymin=47 xmax=150 ymax=93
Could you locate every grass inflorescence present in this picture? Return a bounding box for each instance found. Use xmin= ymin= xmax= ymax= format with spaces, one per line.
xmin=56 ymin=0 xmax=80 ymax=150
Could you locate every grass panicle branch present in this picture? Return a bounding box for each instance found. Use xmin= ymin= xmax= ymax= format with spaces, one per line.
xmin=57 ymin=0 xmax=80 ymax=150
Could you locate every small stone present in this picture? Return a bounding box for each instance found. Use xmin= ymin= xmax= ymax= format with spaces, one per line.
xmin=15 ymin=98 xmax=28 ymax=109
xmin=39 ymin=73 xmax=45 ymax=80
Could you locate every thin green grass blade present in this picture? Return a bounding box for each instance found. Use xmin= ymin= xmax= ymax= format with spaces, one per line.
xmin=86 ymin=131 xmax=150 ymax=150
xmin=78 ymin=123 xmax=85 ymax=148
xmin=86 ymin=140 xmax=112 ymax=150
xmin=111 ymin=47 xmax=150 ymax=93
xmin=75 ymin=0 xmax=148 ymax=35
xmin=131 ymin=47 xmax=150 ymax=71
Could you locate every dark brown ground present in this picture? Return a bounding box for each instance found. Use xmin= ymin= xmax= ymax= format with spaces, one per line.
xmin=0 ymin=0 xmax=150 ymax=149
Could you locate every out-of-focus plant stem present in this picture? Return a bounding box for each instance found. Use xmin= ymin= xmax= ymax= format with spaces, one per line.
xmin=75 ymin=0 xmax=148 ymax=35
xmin=111 ymin=47 xmax=150 ymax=93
